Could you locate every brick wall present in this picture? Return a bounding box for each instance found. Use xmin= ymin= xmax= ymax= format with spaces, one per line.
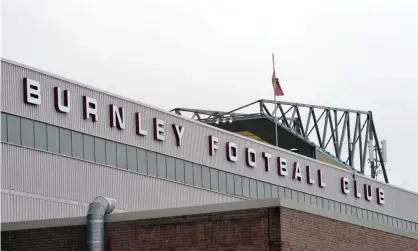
xmin=280 ymin=207 xmax=418 ymax=251
xmin=1 ymin=208 xmax=271 ymax=251
xmin=2 ymin=207 xmax=417 ymax=251
xmin=106 ymin=208 xmax=270 ymax=250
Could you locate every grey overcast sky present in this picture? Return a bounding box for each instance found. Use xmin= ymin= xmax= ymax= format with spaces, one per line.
xmin=2 ymin=0 xmax=418 ymax=192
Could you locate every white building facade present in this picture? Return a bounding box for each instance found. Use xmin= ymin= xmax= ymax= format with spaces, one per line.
xmin=1 ymin=59 xmax=417 ymax=235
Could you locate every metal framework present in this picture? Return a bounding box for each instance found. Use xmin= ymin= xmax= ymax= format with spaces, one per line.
xmin=171 ymin=99 xmax=389 ymax=183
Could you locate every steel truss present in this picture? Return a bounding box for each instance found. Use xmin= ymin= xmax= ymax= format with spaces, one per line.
xmin=171 ymin=99 xmax=389 ymax=183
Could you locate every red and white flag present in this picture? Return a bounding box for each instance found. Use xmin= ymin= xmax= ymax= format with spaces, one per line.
xmin=272 ymin=70 xmax=284 ymax=96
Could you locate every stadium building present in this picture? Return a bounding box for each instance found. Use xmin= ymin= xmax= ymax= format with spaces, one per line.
xmin=1 ymin=59 xmax=417 ymax=250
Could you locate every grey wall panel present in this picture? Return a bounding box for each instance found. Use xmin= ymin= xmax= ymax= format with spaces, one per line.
xmin=2 ymin=60 xmax=418 ymax=223
xmin=1 ymin=189 xmax=88 ymax=222
xmin=2 ymin=188 xmax=127 ymax=223
xmin=1 ymin=144 xmax=242 ymax=220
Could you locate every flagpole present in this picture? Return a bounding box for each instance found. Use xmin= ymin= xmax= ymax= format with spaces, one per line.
xmin=272 ymin=53 xmax=278 ymax=147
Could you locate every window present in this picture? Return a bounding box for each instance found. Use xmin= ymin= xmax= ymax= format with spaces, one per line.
xmin=226 ymin=173 xmax=234 ymax=194
xmin=21 ymin=118 xmax=34 ymax=147
xmin=127 ymin=146 xmax=138 ymax=172
xmin=356 ymin=208 xmax=363 ymax=219
xmin=346 ymin=205 xmax=352 ymax=216
xmin=297 ymin=191 xmax=304 ymax=203
xmin=264 ymin=183 xmax=272 ymax=199
xmin=34 ymin=121 xmax=47 ymax=151
xmin=59 ymin=128 xmax=72 ymax=156
xmin=175 ymin=159 xmax=185 ymax=183
xmin=193 ymin=164 xmax=202 ymax=188
xmin=242 ymin=177 xmax=250 ymax=198
xmin=94 ymin=137 xmax=106 ymax=164
xmin=210 ymin=168 xmax=218 ymax=191
xmin=284 ymin=188 xmax=292 ymax=199
xmin=147 ymin=151 xmax=157 ymax=176
xmin=323 ymin=199 xmax=330 ymax=212
xmin=137 ymin=149 xmax=148 ymax=174
xmin=310 ymin=195 xmax=317 ymax=206
xmin=105 ymin=140 xmax=117 ymax=167
xmin=257 ymin=181 xmax=265 ymax=199
xmin=317 ymin=197 xmax=323 ymax=208
xmin=292 ymin=190 xmax=298 ymax=202
xmin=218 ymin=171 xmax=227 ymax=193
xmin=1 ymin=113 xmax=7 ymax=141
xmin=202 ymin=166 xmax=210 ymax=189
xmin=7 ymin=115 xmax=21 ymax=145
xmin=184 ymin=162 xmax=193 ymax=185
xmin=166 ymin=157 xmax=175 ymax=180
xmin=335 ymin=202 xmax=341 ymax=214
xmin=278 ymin=186 xmax=285 ymax=198
xmin=156 ymin=154 xmax=167 ymax=178
xmin=272 ymin=185 xmax=279 ymax=198
xmin=116 ymin=143 xmax=127 ymax=169
xmin=71 ymin=131 xmax=84 ymax=159
xmin=249 ymin=179 xmax=257 ymax=199
xmin=340 ymin=204 xmax=347 ymax=214
xmin=234 ymin=175 xmax=242 ymax=196
xmin=83 ymin=135 xmax=95 ymax=162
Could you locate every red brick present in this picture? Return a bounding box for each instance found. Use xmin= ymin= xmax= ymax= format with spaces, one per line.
xmin=1 ymin=207 xmax=417 ymax=251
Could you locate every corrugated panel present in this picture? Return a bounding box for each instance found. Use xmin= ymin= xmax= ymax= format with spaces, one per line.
xmin=1 ymin=144 xmax=242 ymax=222
xmin=2 ymin=60 xmax=418 ymax=224
xmin=1 ymin=189 xmax=127 ymax=223
xmin=1 ymin=190 xmax=87 ymax=222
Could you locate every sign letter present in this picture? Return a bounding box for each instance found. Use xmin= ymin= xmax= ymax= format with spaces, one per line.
xmin=354 ymin=180 xmax=361 ymax=198
xmin=209 ymin=136 xmax=219 ymax=156
xmin=153 ymin=118 xmax=165 ymax=141
xmin=292 ymin=162 xmax=302 ymax=181
xmin=377 ymin=188 xmax=385 ymax=205
xmin=23 ymin=78 xmax=41 ymax=105
xmin=278 ymin=157 xmax=288 ymax=176
xmin=226 ymin=142 xmax=238 ymax=162
xmin=341 ymin=177 xmax=350 ymax=194
xmin=54 ymin=87 xmax=70 ymax=113
xmin=83 ymin=96 xmax=98 ymax=122
xmin=109 ymin=104 xmax=125 ymax=130
xmin=318 ymin=169 xmax=326 ymax=188
xmin=364 ymin=184 xmax=372 ymax=201
xmin=306 ymin=166 xmax=315 ymax=185
xmin=245 ymin=148 xmax=256 ymax=168
xmin=262 ymin=152 xmax=272 ymax=171
xmin=172 ymin=124 xmax=185 ymax=146
xmin=135 ymin=113 xmax=148 ymax=136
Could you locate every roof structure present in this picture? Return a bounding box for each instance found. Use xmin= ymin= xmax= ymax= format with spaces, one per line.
xmin=172 ymin=99 xmax=389 ymax=183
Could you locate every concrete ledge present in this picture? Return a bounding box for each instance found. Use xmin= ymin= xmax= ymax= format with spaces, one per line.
xmin=2 ymin=198 xmax=417 ymax=240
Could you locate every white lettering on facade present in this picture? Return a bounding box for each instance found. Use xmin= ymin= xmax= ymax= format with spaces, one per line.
xmin=278 ymin=157 xmax=288 ymax=176
xmin=226 ymin=142 xmax=238 ymax=162
xmin=172 ymin=124 xmax=185 ymax=146
xmin=153 ymin=118 xmax=165 ymax=141
xmin=82 ymin=96 xmax=98 ymax=122
xmin=135 ymin=113 xmax=148 ymax=136
xmin=109 ymin=104 xmax=125 ymax=130
xmin=54 ymin=87 xmax=70 ymax=113
xmin=292 ymin=162 xmax=302 ymax=181
xmin=364 ymin=184 xmax=372 ymax=201
xmin=209 ymin=136 xmax=219 ymax=156
xmin=354 ymin=180 xmax=361 ymax=198
xmin=306 ymin=166 xmax=315 ymax=185
xmin=262 ymin=152 xmax=272 ymax=171
xmin=20 ymin=78 xmax=390 ymax=206
xmin=318 ymin=169 xmax=326 ymax=188
xmin=245 ymin=148 xmax=256 ymax=168
xmin=341 ymin=177 xmax=350 ymax=194
xmin=23 ymin=78 xmax=41 ymax=105
xmin=377 ymin=188 xmax=385 ymax=205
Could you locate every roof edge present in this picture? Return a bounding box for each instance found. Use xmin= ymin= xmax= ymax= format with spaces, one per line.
xmin=2 ymin=198 xmax=417 ymax=240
